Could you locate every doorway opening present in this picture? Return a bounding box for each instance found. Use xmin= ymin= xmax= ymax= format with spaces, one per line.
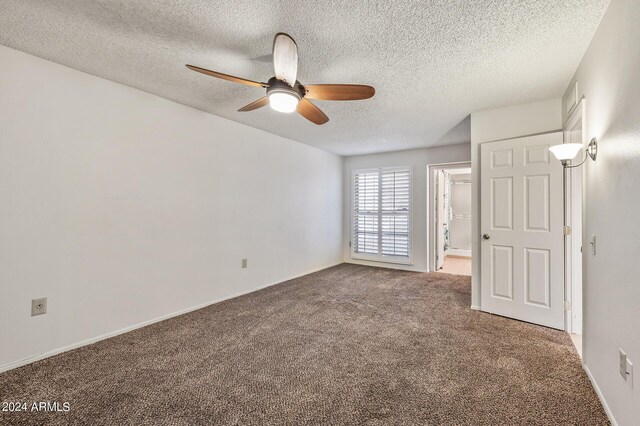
xmin=428 ymin=162 xmax=472 ymax=276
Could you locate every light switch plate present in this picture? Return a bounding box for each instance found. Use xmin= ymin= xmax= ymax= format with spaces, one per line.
xmin=626 ymin=358 xmax=633 ymax=388
xmin=31 ymin=297 xmax=47 ymax=316
xmin=241 ymin=258 xmax=247 ymax=269
xmin=620 ymin=349 xmax=629 ymax=380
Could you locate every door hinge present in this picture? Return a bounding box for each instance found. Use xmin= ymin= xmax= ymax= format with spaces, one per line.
xmin=563 ymin=226 xmax=572 ymax=236
xmin=564 ymin=300 xmax=572 ymax=311
xmin=349 ymin=241 xmax=352 ymax=248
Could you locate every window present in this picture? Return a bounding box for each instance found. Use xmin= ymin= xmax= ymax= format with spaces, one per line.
xmin=352 ymin=167 xmax=411 ymax=263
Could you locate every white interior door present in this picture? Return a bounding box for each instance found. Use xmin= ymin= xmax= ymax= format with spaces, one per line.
xmin=480 ymin=133 xmax=565 ymax=329
xmin=436 ymin=170 xmax=446 ymax=269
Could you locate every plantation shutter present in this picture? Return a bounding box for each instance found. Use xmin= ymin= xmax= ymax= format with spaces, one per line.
xmin=353 ymin=170 xmax=380 ymax=255
xmin=381 ymin=169 xmax=410 ymax=259
xmin=352 ymin=167 xmax=411 ymax=263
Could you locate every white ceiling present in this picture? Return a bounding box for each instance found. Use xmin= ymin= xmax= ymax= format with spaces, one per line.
xmin=0 ymin=0 xmax=608 ymax=156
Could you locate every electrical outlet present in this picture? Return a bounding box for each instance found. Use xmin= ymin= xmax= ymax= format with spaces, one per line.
xmin=31 ymin=297 xmax=47 ymax=316
xmin=241 ymin=258 xmax=247 ymax=269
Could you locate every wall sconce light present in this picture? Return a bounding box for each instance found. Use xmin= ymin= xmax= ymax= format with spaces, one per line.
xmin=549 ymin=137 xmax=598 ymax=168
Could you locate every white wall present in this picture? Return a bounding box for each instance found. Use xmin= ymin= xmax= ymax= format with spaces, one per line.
xmin=0 ymin=45 xmax=344 ymax=370
xmin=470 ymin=99 xmax=562 ymax=308
xmin=561 ymin=0 xmax=640 ymax=422
xmin=343 ymin=144 xmax=471 ymax=273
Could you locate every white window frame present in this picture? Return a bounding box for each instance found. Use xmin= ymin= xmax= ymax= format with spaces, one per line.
xmin=350 ymin=166 xmax=413 ymax=265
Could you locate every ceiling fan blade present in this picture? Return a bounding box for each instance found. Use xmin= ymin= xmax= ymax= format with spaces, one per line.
xmin=186 ymin=64 xmax=268 ymax=88
xmin=238 ymin=97 xmax=269 ymax=112
xmin=273 ymin=33 xmax=298 ymax=86
xmin=297 ymin=98 xmax=329 ymax=125
xmin=304 ymin=84 xmax=375 ymax=101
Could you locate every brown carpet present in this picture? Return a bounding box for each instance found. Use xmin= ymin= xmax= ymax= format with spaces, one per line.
xmin=1 ymin=264 xmax=607 ymax=425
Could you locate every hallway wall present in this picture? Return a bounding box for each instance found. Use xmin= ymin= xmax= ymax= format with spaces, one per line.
xmin=561 ymin=0 xmax=640 ymax=422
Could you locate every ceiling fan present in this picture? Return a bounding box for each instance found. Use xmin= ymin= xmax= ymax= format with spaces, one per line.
xmin=186 ymin=33 xmax=375 ymax=125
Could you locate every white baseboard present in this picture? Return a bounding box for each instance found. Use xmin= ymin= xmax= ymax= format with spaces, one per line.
xmin=583 ymin=364 xmax=618 ymax=426
xmin=344 ymin=259 xmax=427 ymax=273
xmin=0 ymin=262 xmax=342 ymax=374
xmin=470 ymin=305 xmax=481 ymax=310
xmin=447 ymin=249 xmax=471 ymax=257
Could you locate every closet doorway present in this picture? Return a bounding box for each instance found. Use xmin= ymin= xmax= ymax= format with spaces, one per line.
xmin=428 ymin=163 xmax=472 ymax=275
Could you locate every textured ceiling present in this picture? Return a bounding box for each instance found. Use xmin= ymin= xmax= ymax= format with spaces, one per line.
xmin=0 ymin=0 xmax=608 ymax=156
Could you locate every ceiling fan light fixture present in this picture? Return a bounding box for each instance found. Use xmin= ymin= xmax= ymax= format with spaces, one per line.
xmin=268 ymin=91 xmax=300 ymax=113
xmin=186 ymin=32 xmax=374 ymax=124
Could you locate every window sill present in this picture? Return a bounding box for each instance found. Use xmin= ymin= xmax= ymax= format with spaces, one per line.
xmin=351 ymin=254 xmax=413 ymax=266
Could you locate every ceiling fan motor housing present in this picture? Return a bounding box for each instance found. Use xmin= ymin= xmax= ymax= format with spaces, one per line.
xmin=266 ymin=77 xmax=304 ymax=100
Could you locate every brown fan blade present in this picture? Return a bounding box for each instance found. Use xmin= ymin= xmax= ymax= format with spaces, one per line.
xmin=238 ymin=97 xmax=269 ymax=112
xmin=297 ymin=98 xmax=329 ymax=125
xmin=303 ymin=84 xmax=375 ymax=101
xmin=186 ymin=64 xmax=268 ymax=88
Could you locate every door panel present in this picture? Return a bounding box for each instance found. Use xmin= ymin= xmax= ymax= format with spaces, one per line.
xmin=525 ymin=248 xmax=550 ymax=307
xmin=524 ymin=145 xmax=550 ymax=165
xmin=491 ymin=245 xmax=513 ymax=300
xmin=481 ymin=132 xmax=564 ymax=329
xmin=491 ymin=149 xmax=513 ymax=168
xmin=525 ymin=175 xmax=550 ymax=232
xmin=491 ymin=177 xmax=513 ymax=229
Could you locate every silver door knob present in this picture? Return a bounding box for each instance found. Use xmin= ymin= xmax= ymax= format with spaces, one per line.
xmin=482 ymin=234 xmax=490 ymax=240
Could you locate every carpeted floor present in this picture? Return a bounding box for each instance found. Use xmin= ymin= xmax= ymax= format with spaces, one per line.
xmin=0 ymin=264 xmax=608 ymax=425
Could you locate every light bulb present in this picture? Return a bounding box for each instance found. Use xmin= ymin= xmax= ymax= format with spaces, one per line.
xmin=549 ymin=143 xmax=583 ymax=161
xmin=268 ymin=92 xmax=299 ymax=113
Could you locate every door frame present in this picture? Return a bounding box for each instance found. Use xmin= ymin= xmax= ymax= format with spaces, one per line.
xmin=563 ymin=98 xmax=586 ymax=335
xmin=426 ymin=161 xmax=472 ymax=272
xmin=435 ymin=169 xmax=446 ymax=270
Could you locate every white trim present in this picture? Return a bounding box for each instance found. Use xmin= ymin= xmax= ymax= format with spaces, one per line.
xmin=565 ymin=81 xmax=579 ymax=116
xmin=476 ymin=129 xmax=563 ymax=145
xmin=562 ymin=98 xmax=585 ymax=334
xmin=349 ymin=255 xmax=413 ymax=265
xmin=470 ymin=305 xmax=481 ymax=310
xmin=0 ymin=262 xmax=342 ymax=373
xmin=583 ymin=364 xmax=618 ymax=426
xmin=447 ymin=248 xmax=471 ymax=257
xmin=344 ymin=260 xmax=426 ymax=273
